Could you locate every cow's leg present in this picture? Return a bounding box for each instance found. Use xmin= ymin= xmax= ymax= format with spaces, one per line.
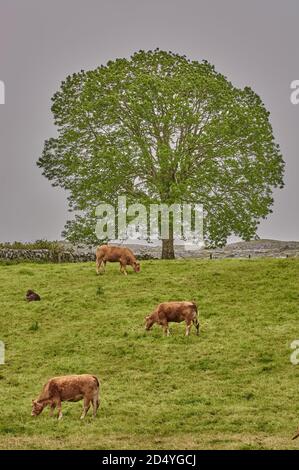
xmin=96 ymin=256 xmax=102 ymax=275
xmin=99 ymin=258 xmax=107 ymax=273
xmin=185 ymin=320 xmax=192 ymax=336
xmin=92 ymin=393 xmax=100 ymax=417
xmin=120 ymin=262 xmax=128 ymax=276
xmin=81 ymin=397 xmax=91 ymax=419
xmin=49 ymin=402 xmax=56 ymax=417
xmin=56 ymin=399 xmax=63 ymax=420
xmin=97 ymin=255 xmax=107 ymax=274
xmin=162 ymin=322 xmax=170 ymax=336
xmin=193 ymin=318 xmax=200 ymax=336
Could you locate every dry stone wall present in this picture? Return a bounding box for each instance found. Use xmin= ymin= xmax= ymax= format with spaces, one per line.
xmin=0 ymin=240 xmax=298 ymax=262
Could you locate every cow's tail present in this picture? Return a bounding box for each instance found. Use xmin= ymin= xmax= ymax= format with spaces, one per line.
xmin=292 ymin=428 xmax=299 ymax=440
xmin=92 ymin=375 xmax=100 ymax=388
xmin=191 ymin=301 xmax=198 ymax=316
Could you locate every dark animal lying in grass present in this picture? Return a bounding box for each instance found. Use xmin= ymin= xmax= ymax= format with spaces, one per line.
xmin=145 ymin=301 xmax=199 ymax=336
xmin=96 ymin=244 xmax=140 ymax=275
xmin=31 ymin=374 xmax=100 ymax=420
xmin=26 ymin=290 xmax=41 ymax=302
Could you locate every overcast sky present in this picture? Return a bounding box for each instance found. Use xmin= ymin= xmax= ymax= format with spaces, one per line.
xmin=0 ymin=0 xmax=298 ymax=242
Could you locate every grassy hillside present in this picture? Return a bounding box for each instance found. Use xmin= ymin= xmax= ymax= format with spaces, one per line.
xmin=0 ymin=259 xmax=298 ymax=450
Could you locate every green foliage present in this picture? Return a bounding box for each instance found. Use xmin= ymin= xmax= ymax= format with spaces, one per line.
xmin=0 ymin=259 xmax=298 ymax=449
xmin=37 ymin=50 xmax=284 ymax=249
xmin=0 ymin=240 xmax=60 ymax=251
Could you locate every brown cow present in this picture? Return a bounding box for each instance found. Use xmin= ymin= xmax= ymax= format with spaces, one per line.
xmin=96 ymin=245 xmax=140 ymax=275
xmin=31 ymin=374 xmax=100 ymax=420
xmin=145 ymin=301 xmax=199 ymax=336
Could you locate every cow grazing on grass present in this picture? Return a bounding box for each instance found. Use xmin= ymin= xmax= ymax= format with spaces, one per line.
xmin=96 ymin=245 xmax=140 ymax=275
xmin=145 ymin=301 xmax=199 ymax=336
xmin=26 ymin=290 xmax=41 ymax=302
xmin=31 ymin=374 xmax=100 ymax=420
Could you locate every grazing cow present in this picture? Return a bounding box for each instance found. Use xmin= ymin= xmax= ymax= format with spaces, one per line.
xmin=145 ymin=301 xmax=199 ymax=336
xmin=26 ymin=290 xmax=41 ymax=302
xmin=31 ymin=374 xmax=100 ymax=420
xmin=96 ymin=245 xmax=140 ymax=275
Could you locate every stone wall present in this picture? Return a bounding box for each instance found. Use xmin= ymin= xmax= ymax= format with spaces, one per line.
xmin=0 ymin=240 xmax=298 ymax=263
xmin=0 ymin=248 xmax=94 ymax=263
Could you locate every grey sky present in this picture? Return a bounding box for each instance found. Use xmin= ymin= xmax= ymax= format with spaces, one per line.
xmin=0 ymin=0 xmax=298 ymax=242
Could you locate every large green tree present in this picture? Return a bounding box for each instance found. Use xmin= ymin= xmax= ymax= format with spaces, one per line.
xmin=38 ymin=49 xmax=284 ymax=258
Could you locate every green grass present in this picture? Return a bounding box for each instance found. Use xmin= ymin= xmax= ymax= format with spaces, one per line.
xmin=0 ymin=258 xmax=299 ymax=449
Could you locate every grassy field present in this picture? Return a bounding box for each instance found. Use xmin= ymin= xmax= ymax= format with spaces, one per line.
xmin=0 ymin=258 xmax=299 ymax=450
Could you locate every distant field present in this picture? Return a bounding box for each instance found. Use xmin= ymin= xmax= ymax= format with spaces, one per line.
xmin=0 ymin=259 xmax=299 ymax=450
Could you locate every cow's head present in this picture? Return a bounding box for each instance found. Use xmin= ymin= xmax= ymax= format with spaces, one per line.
xmin=31 ymin=399 xmax=44 ymax=416
xmin=145 ymin=315 xmax=155 ymax=330
xmin=133 ymin=262 xmax=140 ymax=273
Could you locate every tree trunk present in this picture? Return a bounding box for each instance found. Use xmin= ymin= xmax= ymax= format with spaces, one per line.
xmin=162 ymin=217 xmax=175 ymax=259
xmin=161 ymin=236 xmax=175 ymax=259
xmin=161 ymin=209 xmax=175 ymax=259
